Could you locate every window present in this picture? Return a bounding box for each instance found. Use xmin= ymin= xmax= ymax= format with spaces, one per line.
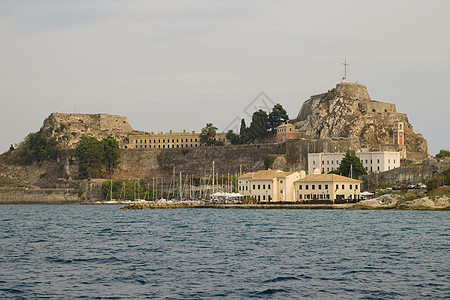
xmin=325 ymin=184 xmax=328 ymax=189
xmin=318 ymin=184 xmax=322 ymax=190
xmin=336 ymin=184 xmax=338 ymax=190
xmin=377 ymin=159 xmax=380 ymax=163
xmin=172 ymin=139 xmax=174 ymax=143
xmin=258 ymin=185 xmax=260 ymax=189
xmin=350 ymin=184 xmax=352 ymax=189
xmin=322 ymin=161 xmax=324 ymax=164
xmin=322 ymin=168 xmax=325 ymax=173
xmin=263 ymin=195 xmax=265 ymax=200
xmin=246 ymin=186 xmax=248 ymax=191
xmin=355 ymin=184 xmax=358 ymax=189
xmin=388 ymin=159 xmax=390 ymax=163
xmin=306 ymin=185 xmax=309 ymax=190
xmin=342 ymin=184 xmax=345 ymax=189
xmin=307 ymin=194 xmax=310 ymax=199
xmin=313 ymin=161 xmax=316 ymax=165
xmin=239 ymin=186 xmax=241 ymax=191
xmin=258 ymin=195 xmax=260 ymax=201
xmin=327 ymin=160 xmax=329 ymax=164
xmin=377 ymin=166 xmax=380 ymax=171
xmin=280 ymin=190 xmax=283 ymax=193
xmin=280 ymin=180 xmax=283 ymax=183
xmin=312 ymin=184 xmax=315 ymax=190
xmin=299 ymin=185 xmax=302 ymax=190
xmin=253 ymin=184 xmax=255 ymax=189
xmin=262 ymin=184 xmax=265 ymax=189
xmin=299 ymin=194 xmax=302 ymax=200
xmin=268 ymin=184 xmax=271 ymax=189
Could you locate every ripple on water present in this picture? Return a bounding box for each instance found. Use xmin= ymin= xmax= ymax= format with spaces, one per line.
xmin=0 ymin=206 xmax=448 ymax=299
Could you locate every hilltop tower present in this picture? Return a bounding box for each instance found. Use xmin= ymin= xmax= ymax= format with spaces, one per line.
xmin=393 ymin=121 xmax=404 ymax=146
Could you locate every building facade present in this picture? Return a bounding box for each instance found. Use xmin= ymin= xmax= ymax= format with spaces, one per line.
xmin=308 ymin=151 xmax=401 ymax=174
xmin=238 ymin=170 xmax=305 ymax=202
xmin=124 ymin=130 xmax=228 ymax=149
xmin=276 ymin=123 xmax=303 ymax=143
xmin=293 ymin=174 xmax=361 ymax=202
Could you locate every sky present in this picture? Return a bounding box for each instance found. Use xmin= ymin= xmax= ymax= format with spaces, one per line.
xmin=1 ymin=0 xmax=449 ymax=155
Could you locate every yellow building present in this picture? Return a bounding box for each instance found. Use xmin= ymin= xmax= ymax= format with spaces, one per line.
xmin=238 ymin=170 xmax=304 ymax=202
xmin=124 ymin=130 xmax=228 ymax=149
xmin=293 ymin=173 xmax=361 ymax=203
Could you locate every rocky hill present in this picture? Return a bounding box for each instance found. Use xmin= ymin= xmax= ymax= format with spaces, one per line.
xmin=293 ymin=81 xmax=428 ymax=160
xmin=42 ymin=113 xmax=134 ymax=149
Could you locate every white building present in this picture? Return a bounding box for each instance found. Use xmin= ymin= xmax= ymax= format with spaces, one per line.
xmin=293 ymin=173 xmax=361 ymax=202
xmin=308 ymin=151 xmax=401 ymax=174
xmin=238 ymin=170 xmax=305 ymax=202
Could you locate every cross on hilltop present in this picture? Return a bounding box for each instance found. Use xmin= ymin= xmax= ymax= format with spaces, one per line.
xmin=341 ymin=58 xmax=349 ymax=81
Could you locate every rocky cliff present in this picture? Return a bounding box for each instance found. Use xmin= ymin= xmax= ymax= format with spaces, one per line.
xmin=43 ymin=113 xmax=134 ymax=149
xmin=293 ymin=82 xmax=428 ymax=160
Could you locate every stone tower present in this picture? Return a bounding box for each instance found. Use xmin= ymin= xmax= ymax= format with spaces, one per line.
xmin=393 ymin=121 xmax=404 ymax=146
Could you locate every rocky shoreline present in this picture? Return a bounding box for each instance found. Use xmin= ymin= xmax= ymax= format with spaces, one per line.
xmin=120 ymin=197 xmax=450 ymax=211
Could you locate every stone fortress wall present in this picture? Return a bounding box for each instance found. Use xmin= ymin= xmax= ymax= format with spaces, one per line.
xmin=43 ymin=113 xmax=134 ymax=149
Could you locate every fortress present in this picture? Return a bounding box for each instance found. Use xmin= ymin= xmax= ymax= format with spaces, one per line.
xmin=292 ymin=81 xmax=427 ymax=161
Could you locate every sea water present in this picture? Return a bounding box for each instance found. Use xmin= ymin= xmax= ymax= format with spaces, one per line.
xmin=0 ymin=205 xmax=448 ymax=299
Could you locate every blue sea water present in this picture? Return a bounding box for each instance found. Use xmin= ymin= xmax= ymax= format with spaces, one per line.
xmin=0 ymin=205 xmax=449 ymax=299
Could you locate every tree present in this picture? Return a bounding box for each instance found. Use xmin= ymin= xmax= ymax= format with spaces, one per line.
xmin=435 ymin=149 xmax=450 ymax=159
xmin=17 ymin=129 xmax=58 ymax=164
xmin=247 ymin=109 xmax=269 ymax=143
xmin=335 ymin=149 xmax=367 ymax=179
xmin=240 ymin=119 xmax=247 ymax=136
xmin=268 ymin=103 xmax=289 ymax=133
xmin=103 ymin=135 xmax=120 ymax=178
xmin=199 ymin=123 xmax=218 ymax=146
xmin=226 ymin=130 xmax=241 ymax=145
xmin=76 ymin=135 xmax=105 ymax=179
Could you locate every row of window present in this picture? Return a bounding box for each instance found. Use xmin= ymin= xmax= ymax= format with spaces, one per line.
xmin=252 ymin=184 xmax=271 ymax=190
xmin=298 ymin=194 xmax=358 ymax=200
xmin=298 ymin=194 xmax=331 ymax=200
xmin=135 ymin=138 xmax=198 ymax=144
xmin=298 ymin=184 xmax=358 ymax=190
xmin=134 ymin=144 xmax=197 ymax=149
xmin=257 ymin=195 xmax=272 ymax=201
xmin=313 ymin=160 xmax=340 ymax=165
xmin=314 ymin=158 xmax=396 ymax=165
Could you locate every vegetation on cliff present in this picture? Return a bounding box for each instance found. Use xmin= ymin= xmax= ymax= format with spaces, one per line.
xmin=435 ymin=149 xmax=450 ymax=159
xmin=229 ymin=103 xmax=289 ymax=145
xmin=17 ymin=129 xmax=59 ymax=164
xmin=75 ymin=135 xmax=120 ymax=179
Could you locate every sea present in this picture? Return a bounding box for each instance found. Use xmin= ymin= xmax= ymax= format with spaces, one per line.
xmin=0 ymin=205 xmax=448 ymax=299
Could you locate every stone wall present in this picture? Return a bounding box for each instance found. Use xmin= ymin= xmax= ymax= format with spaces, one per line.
xmin=363 ymin=160 xmax=450 ymax=190
xmin=43 ymin=113 xmax=134 ymax=149
xmin=359 ymin=101 xmax=396 ymax=114
xmin=285 ymin=138 xmax=361 ymax=170
xmin=0 ymin=188 xmax=79 ymax=204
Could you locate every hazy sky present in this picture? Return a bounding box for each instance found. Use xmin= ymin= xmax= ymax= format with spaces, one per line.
xmin=1 ymin=0 xmax=449 ymax=155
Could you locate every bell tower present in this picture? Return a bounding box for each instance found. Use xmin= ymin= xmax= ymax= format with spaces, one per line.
xmin=393 ymin=122 xmax=404 ymax=146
